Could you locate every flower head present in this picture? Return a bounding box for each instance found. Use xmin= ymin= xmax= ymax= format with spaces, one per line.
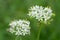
xmin=7 ymin=19 xmax=30 ymax=36
xmin=28 ymin=5 xmax=55 ymax=24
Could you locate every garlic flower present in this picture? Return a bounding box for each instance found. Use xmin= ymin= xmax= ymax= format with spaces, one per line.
xmin=28 ymin=5 xmax=55 ymax=24
xmin=7 ymin=19 xmax=30 ymax=36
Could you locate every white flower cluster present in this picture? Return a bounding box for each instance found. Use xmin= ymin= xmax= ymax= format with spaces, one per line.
xmin=7 ymin=20 xmax=30 ymax=36
xmin=28 ymin=5 xmax=54 ymax=23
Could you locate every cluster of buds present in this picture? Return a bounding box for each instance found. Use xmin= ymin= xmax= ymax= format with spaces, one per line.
xmin=28 ymin=5 xmax=55 ymax=24
xmin=7 ymin=19 xmax=30 ymax=36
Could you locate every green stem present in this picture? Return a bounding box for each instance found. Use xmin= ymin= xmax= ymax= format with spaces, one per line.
xmin=19 ymin=37 xmax=22 ymax=40
xmin=15 ymin=36 xmax=22 ymax=40
xmin=37 ymin=23 xmax=43 ymax=40
xmin=15 ymin=36 xmax=18 ymax=40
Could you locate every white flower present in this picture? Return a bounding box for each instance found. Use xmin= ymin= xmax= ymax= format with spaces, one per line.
xmin=28 ymin=5 xmax=55 ymax=24
xmin=7 ymin=19 xmax=30 ymax=36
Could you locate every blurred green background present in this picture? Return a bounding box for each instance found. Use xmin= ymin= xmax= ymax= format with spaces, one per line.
xmin=0 ymin=0 xmax=60 ymax=40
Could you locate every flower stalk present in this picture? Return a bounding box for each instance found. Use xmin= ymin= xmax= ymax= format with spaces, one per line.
xmin=37 ymin=23 xmax=43 ymax=40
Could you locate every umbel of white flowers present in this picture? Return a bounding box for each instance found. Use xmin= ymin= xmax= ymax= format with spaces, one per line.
xmin=7 ymin=19 xmax=30 ymax=36
xmin=28 ymin=5 xmax=55 ymax=24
